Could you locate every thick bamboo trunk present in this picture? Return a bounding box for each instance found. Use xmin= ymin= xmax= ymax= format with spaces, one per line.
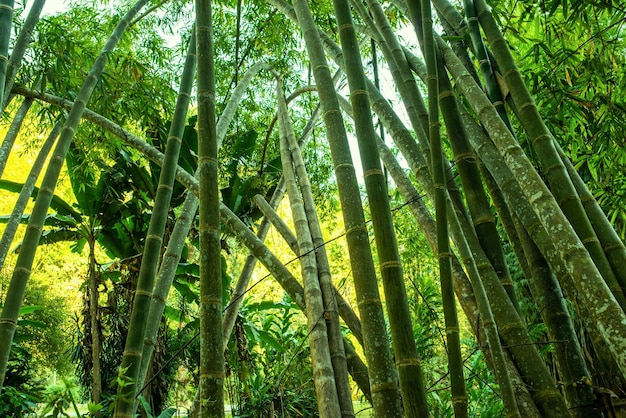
xmin=196 ymin=0 xmax=224 ymax=414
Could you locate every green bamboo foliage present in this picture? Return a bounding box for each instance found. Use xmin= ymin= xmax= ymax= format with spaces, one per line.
xmin=555 ymin=142 xmax=626 ymax=291
xmin=0 ymin=0 xmax=14 ymax=111
xmin=472 ymin=0 xmax=626 ymax=309
xmin=420 ymin=1 xmax=467 ymax=416
xmin=2 ymin=0 xmax=44 ymax=110
xmin=332 ymin=0 xmax=429 ymax=415
xmin=196 ymin=0 xmax=224 ymax=414
xmin=0 ymin=119 xmax=61 ymax=272
xmin=114 ymin=32 xmax=196 ymax=413
xmin=440 ymin=34 xmax=626 ymax=378
xmin=0 ymin=0 xmax=148 ymax=392
xmin=281 ymin=0 xmax=403 ymax=414
xmin=0 ymin=95 xmax=33 ymax=182
xmin=277 ymin=79 xmax=342 ymax=417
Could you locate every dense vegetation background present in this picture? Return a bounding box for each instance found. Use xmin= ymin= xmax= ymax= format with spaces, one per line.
xmin=0 ymin=0 xmax=624 ymax=416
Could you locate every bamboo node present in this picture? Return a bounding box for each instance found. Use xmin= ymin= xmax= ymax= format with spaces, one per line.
xmin=334 ymin=162 xmax=354 ymax=171
xmin=472 ymin=215 xmax=494 ymax=227
xmin=134 ymin=289 xmax=152 ymax=297
xmin=357 ymin=298 xmax=382 ymax=307
xmin=396 ymin=358 xmax=422 ymax=367
xmin=146 ymin=234 xmax=164 ymax=242
xmin=0 ymin=318 xmax=17 ymax=326
xmin=439 ymin=90 xmax=455 ymax=100
xmin=454 ymin=151 xmax=475 ymax=162
xmin=363 ymin=168 xmax=384 ymax=178
xmin=580 ymin=236 xmax=600 ymax=246
xmin=562 ymin=245 xmax=587 ymax=263
xmin=517 ymin=100 xmax=536 ymax=114
xmin=379 ymin=260 xmax=402 ymax=269
xmin=14 ymin=266 xmax=31 ymax=275
xmin=556 ymin=194 xmax=581 ymax=210
xmin=370 ymin=381 xmax=398 ymax=393
xmin=603 ymin=242 xmax=624 ymax=252
xmin=350 ymin=89 xmax=368 ymax=98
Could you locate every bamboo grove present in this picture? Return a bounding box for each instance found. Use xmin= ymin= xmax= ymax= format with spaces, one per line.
xmin=0 ymin=0 xmax=625 ymax=416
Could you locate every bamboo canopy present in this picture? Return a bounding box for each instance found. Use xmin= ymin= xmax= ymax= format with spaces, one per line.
xmin=0 ymin=0 xmax=624 ymax=416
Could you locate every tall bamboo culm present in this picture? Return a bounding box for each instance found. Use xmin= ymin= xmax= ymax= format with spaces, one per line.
xmin=115 ymin=30 xmax=196 ymax=415
xmin=2 ymin=0 xmax=44 ymax=111
xmin=277 ymin=80 xmax=342 ymax=417
xmin=0 ymin=0 xmax=14 ymax=111
xmin=196 ymin=0 xmax=224 ymax=414
xmin=439 ymin=34 xmax=626 ymax=379
xmin=279 ymin=87 xmax=354 ymax=416
xmin=278 ymin=0 xmax=403 ymax=414
xmin=419 ymin=0 xmax=467 ymax=416
xmin=332 ymin=0 xmax=429 ymax=414
xmin=0 ymin=0 xmax=148 ymax=392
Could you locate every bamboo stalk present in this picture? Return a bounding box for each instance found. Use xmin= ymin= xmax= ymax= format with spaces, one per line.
xmin=281 ymin=92 xmax=354 ymax=417
xmin=278 ymin=79 xmax=342 ymax=417
xmin=420 ymin=0 xmax=468 ymax=415
xmin=333 ymin=0 xmax=429 ymax=414
xmin=0 ymin=119 xmax=61 ymax=272
xmin=280 ymin=0 xmax=404 ymax=413
xmin=0 ymin=0 xmax=14 ymax=111
xmin=2 ymin=0 xmax=45 ymax=110
xmin=196 ymin=0 xmax=224 ymax=413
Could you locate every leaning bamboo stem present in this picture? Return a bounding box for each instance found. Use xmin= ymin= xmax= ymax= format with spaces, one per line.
xmin=279 ymin=86 xmax=354 ymax=416
xmin=337 ymin=93 xmax=537 ymax=416
xmin=0 ymin=95 xmax=34 ymax=180
xmin=439 ymin=34 xmax=626 ymax=378
xmin=253 ymin=194 xmax=299 ymax=254
xmin=0 ymin=0 xmax=14 ymax=112
xmin=555 ymin=142 xmax=626 ymax=291
xmin=115 ymin=26 xmax=195 ymax=417
xmin=278 ymin=79 xmax=341 ymax=417
xmin=473 ymin=0 xmax=625 ymax=308
xmin=2 ymin=0 xmax=44 ymax=111
xmin=437 ymin=58 xmax=521 ymax=314
xmin=0 ymin=0 xmax=148 ymax=392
